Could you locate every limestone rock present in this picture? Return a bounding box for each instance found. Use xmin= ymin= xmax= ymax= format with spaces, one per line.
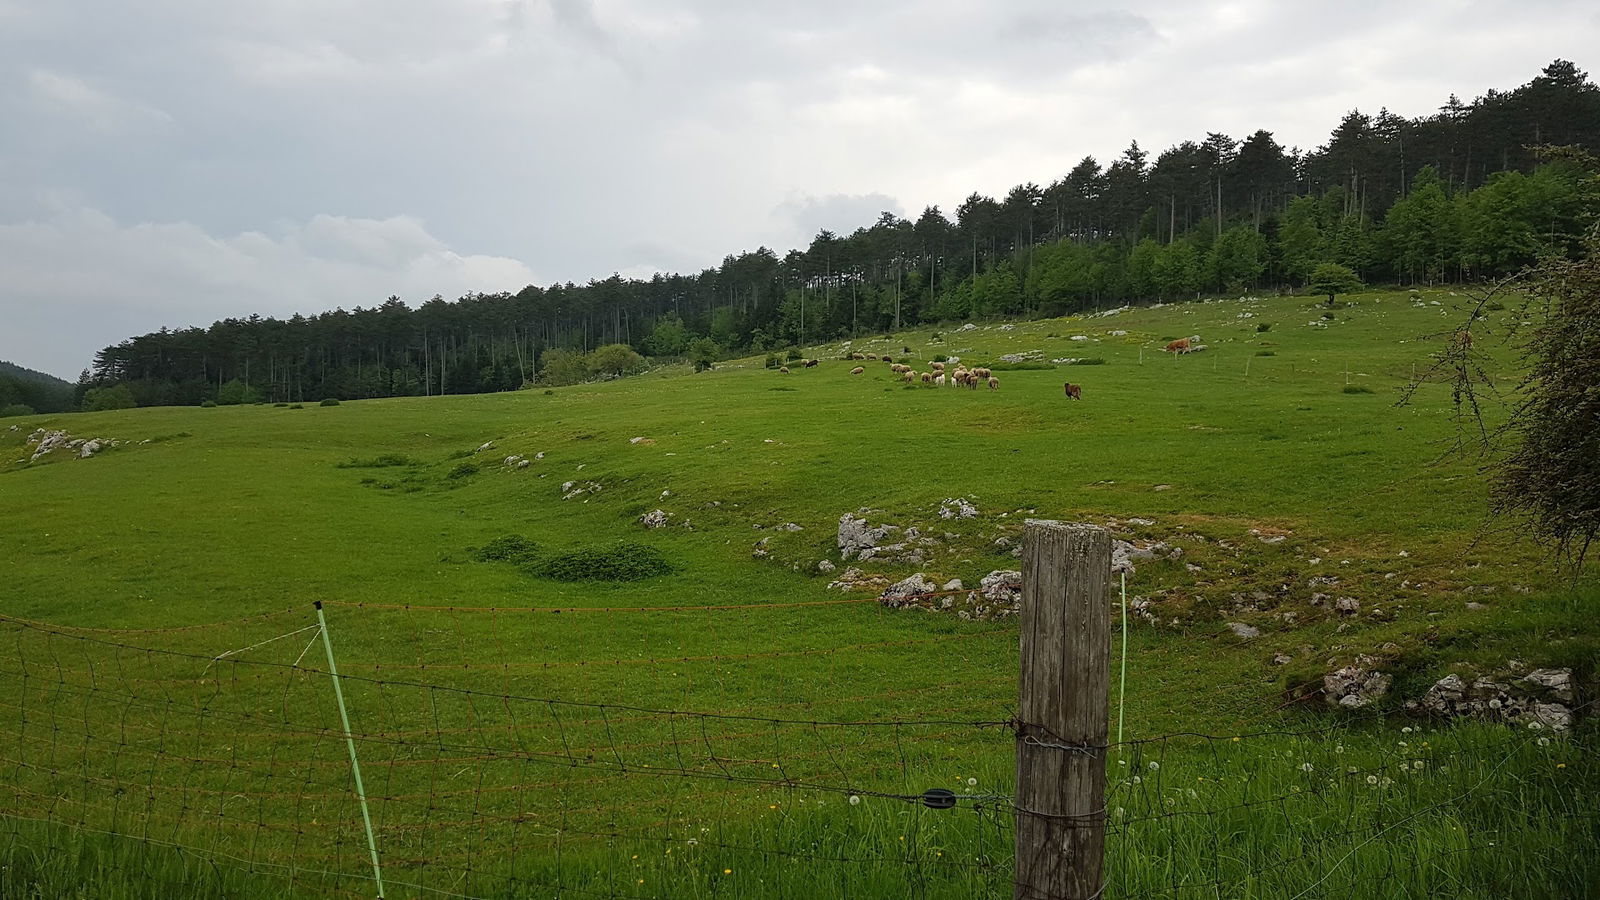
xmin=639 ymin=509 xmax=669 ymax=529
xmin=878 ymin=573 xmax=940 ymax=608
xmin=1323 ymin=666 xmax=1392 ymax=708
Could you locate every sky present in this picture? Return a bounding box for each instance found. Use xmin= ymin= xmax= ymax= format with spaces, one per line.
xmin=2 ymin=1 xmax=1597 ymax=378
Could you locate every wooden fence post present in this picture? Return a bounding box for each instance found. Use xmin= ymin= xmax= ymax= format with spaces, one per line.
xmin=1016 ymin=521 xmax=1111 ymax=900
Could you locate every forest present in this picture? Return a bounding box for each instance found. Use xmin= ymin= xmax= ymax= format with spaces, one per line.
xmin=78 ymin=60 xmax=1600 ymax=408
xmin=0 ymin=361 xmax=74 ymax=417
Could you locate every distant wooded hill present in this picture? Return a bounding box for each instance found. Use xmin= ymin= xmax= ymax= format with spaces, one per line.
xmin=0 ymin=361 xmax=74 ymax=416
xmin=88 ymin=60 xmax=1600 ymax=408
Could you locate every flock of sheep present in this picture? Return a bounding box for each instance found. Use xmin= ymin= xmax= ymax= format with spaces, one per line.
xmin=875 ymin=358 xmax=999 ymax=389
xmin=777 ymin=352 xmax=1002 ymax=389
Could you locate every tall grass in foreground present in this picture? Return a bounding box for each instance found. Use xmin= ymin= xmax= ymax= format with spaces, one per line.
xmin=3 ymin=722 xmax=1591 ymax=899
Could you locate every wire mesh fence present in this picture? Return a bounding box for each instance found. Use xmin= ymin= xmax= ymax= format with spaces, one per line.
xmin=1 ymin=598 xmax=1593 ymax=899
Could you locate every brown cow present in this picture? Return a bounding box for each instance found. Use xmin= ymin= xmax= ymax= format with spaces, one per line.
xmin=803 ymin=359 xmax=819 ymax=368
xmin=1064 ymin=382 xmax=1082 ymax=400
xmin=1165 ymin=338 xmax=1191 ymax=354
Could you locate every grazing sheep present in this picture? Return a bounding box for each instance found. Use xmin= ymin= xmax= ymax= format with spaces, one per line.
xmin=987 ymin=376 xmax=999 ymax=390
xmin=902 ymin=370 xmax=916 ymax=383
xmin=970 ymin=367 xmax=991 ymax=379
xmin=849 ymin=353 xmax=866 ymax=360
xmin=881 ymin=355 xmax=893 ymax=363
xmin=934 ymin=373 xmax=946 ymax=386
xmin=779 ymin=366 xmax=790 ymax=374
xmin=920 ymin=372 xmax=933 ymax=385
xmin=930 ymin=361 xmax=945 ymax=372
xmin=891 ymin=363 xmax=911 ymax=374
xmin=850 ymin=366 xmax=865 ymax=375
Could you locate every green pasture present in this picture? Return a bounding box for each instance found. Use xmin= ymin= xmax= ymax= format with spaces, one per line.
xmin=1 ymin=288 xmax=1594 ymax=898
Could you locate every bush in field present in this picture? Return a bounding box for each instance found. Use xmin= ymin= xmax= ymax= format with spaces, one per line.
xmin=320 ymin=398 xmax=340 ymax=407
xmin=200 ymin=400 xmax=217 ymax=408
xmin=0 ymin=404 xmax=35 ymax=418
xmin=691 ymin=339 xmax=723 ymax=373
xmin=538 ymin=348 xmax=589 ymax=386
xmin=529 ymin=542 xmax=674 ymax=582
xmin=587 ymin=344 xmax=646 ymax=377
xmin=473 ymin=535 xmax=541 ymax=564
xmin=1309 ymin=263 xmax=1362 ymax=305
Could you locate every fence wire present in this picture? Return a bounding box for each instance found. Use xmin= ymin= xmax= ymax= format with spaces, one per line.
xmin=1 ymin=603 xmax=1593 ymax=900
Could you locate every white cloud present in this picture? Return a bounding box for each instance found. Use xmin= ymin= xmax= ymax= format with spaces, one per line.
xmin=26 ymin=69 xmax=173 ymax=132
xmin=2 ymin=1 xmax=1599 ymax=376
xmin=0 ymin=209 xmax=535 ymax=378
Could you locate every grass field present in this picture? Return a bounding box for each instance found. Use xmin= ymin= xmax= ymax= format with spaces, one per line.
xmin=2 ymin=288 xmax=1595 ymax=898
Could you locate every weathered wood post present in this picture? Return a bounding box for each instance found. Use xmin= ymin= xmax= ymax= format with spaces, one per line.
xmin=1016 ymin=521 xmax=1111 ymax=900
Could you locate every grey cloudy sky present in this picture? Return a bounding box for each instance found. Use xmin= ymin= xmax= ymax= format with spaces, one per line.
xmin=2 ymin=0 xmax=1596 ymax=377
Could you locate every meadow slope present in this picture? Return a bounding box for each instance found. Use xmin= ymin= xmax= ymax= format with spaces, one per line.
xmin=1 ymin=288 xmax=1594 ymax=899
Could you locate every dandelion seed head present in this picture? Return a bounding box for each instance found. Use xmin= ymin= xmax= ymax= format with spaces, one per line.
xmin=848 ymin=795 xmax=861 ymax=805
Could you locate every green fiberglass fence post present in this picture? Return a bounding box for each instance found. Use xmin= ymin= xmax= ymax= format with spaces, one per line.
xmin=314 ymin=601 xmax=386 ymax=899
xmin=1118 ymin=571 xmax=1128 ymax=750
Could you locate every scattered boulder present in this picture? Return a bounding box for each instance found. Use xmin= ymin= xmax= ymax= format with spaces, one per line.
xmin=878 ymin=573 xmax=940 ymax=608
xmin=1522 ymin=668 xmax=1573 ymax=702
xmin=1228 ymin=622 xmax=1261 ymax=640
xmin=561 ymin=480 xmax=602 ymax=500
xmin=776 ymin=522 xmax=804 ymax=532
xmin=938 ymin=498 xmax=978 ymax=520
xmin=1323 ymin=665 xmax=1392 ymax=709
xmin=836 ymin=513 xmax=899 ymax=560
xmin=1411 ymin=668 xmax=1575 ymax=731
xmin=752 ymin=537 xmax=770 ymax=559
xmin=1111 ymin=539 xmax=1181 ymax=575
xmin=816 ymin=559 xmax=836 ymax=575
xmin=828 ymin=567 xmax=889 ymax=592
xmin=639 ymin=509 xmax=669 ymax=529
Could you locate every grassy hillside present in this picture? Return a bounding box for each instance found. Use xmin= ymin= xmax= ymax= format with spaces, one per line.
xmin=1 ymin=288 xmax=1594 ymax=898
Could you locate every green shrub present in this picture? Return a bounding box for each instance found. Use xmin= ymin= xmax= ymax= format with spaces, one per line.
xmin=320 ymin=398 xmax=340 ymax=407
xmin=289 ymin=403 xmax=304 ymax=409
xmin=765 ymin=353 xmax=782 ymax=369
xmin=1256 ymin=322 xmax=1273 ymax=333
xmin=200 ymin=400 xmax=217 ymax=408
xmin=1343 ymin=385 xmax=1375 ymax=394
xmin=1321 ymin=311 xmax=1336 ymax=320
xmin=474 ymin=535 xmax=541 ymax=564
xmin=336 ymin=454 xmax=415 ymax=469
xmin=529 ymin=542 xmax=674 ymax=582
xmin=786 ymin=348 xmax=804 ymax=362
xmin=273 ymin=402 xmax=289 ymax=408
xmin=933 ymin=354 xmax=948 ymax=363
xmin=544 ymin=389 xmax=554 ymax=396
xmin=447 ymin=461 xmax=480 ymax=480
xmin=1255 ymin=350 xmax=1277 ymax=357
xmin=1487 ymin=301 xmax=1506 ymax=311
xmin=0 ymin=404 xmax=35 ymax=418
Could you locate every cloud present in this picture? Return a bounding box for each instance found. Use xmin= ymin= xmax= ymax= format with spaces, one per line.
xmin=25 ymin=69 xmax=173 ymax=132
xmin=3 ymin=1 xmax=1599 ymax=378
xmin=772 ymin=193 xmax=904 ymax=245
xmin=0 ymin=209 xmax=536 ymax=378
